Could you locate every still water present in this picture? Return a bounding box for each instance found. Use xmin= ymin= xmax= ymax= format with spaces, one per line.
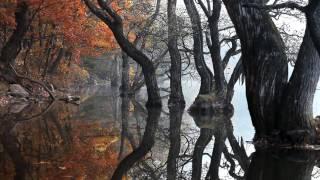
xmin=1 ymin=84 xmax=320 ymax=180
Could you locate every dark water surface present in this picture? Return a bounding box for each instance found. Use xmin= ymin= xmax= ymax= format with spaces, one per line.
xmin=1 ymin=86 xmax=320 ymax=180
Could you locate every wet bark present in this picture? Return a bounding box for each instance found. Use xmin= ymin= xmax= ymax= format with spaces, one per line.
xmin=0 ymin=1 xmax=31 ymax=83
xmin=167 ymin=0 xmax=185 ymax=105
xmin=183 ymin=0 xmax=213 ymax=94
xmin=222 ymin=0 xmax=288 ymax=137
xmin=111 ymin=108 xmax=161 ymax=180
xmin=84 ymin=0 xmax=161 ymax=107
xmin=167 ymin=106 xmax=184 ymax=180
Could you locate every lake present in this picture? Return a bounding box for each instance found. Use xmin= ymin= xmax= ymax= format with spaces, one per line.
xmin=0 ymin=81 xmax=320 ymax=180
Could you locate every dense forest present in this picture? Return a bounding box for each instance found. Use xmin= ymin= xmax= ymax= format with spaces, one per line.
xmin=1 ymin=0 xmax=320 ymax=179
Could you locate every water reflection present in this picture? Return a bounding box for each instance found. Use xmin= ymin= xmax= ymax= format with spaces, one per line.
xmin=247 ymin=149 xmax=318 ymax=180
xmin=0 ymin=87 xmax=320 ymax=179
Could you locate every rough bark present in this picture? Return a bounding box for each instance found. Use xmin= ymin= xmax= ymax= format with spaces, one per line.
xmin=307 ymin=0 xmax=320 ymax=56
xmin=84 ymin=0 xmax=161 ymax=107
xmin=167 ymin=0 xmax=185 ymax=105
xmin=184 ymin=0 xmax=213 ymax=94
xmin=279 ymin=28 xmax=320 ymax=140
xmin=222 ymin=0 xmax=288 ymax=137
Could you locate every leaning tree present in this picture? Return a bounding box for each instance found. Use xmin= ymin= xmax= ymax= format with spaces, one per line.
xmin=83 ymin=0 xmax=162 ymax=107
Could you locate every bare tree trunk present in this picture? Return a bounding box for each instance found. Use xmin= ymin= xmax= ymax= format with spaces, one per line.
xmin=222 ymin=0 xmax=288 ymax=138
xmin=167 ymin=0 xmax=185 ymax=105
xmin=307 ymin=0 xmax=320 ymax=55
xmin=279 ymin=28 xmax=320 ymax=141
xmin=84 ymin=0 xmax=161 ymax=107
xmin=222 ymin=0 xmax=320 ymax=144
xmin=207 ymin=0 xmax=226 ymax=93
xmin=184 ymin=0 xmax=213 ymax=94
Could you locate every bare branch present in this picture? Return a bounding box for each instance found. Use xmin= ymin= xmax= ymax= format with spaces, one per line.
xmin=243 ymin=2 xmax=306 ymax=12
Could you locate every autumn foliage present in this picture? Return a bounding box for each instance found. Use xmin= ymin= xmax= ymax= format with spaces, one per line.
xmin=0 ymin=0 xmax=119 ymax=87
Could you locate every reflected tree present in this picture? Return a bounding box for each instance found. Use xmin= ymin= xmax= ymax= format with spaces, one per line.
xmin=246 ymin=149 xmax=319 ymax=180
xmin=111 ymin=107 xmax=161 ymax=180
xmin=167 ymin=106 xmax=184 ymax=180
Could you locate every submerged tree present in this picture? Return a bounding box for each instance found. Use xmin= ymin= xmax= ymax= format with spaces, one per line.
xmin=221 ymin=0 xmax=320 ymax=144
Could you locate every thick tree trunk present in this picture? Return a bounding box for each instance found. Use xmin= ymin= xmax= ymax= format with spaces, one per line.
xmin=0 ymin=1 xmax=30 ymax=83
xmin=279 ymin=29 xmax=320 ymax=141
xmin=222 ymin=0 xmax=288 ymax=138
xmin=307 ymin=0 xmax=320 ymax=56
xmin=167 ymin=0 xmax=185 ymax=105
xmin=184 ymin=0 xmax=213 ymax=94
